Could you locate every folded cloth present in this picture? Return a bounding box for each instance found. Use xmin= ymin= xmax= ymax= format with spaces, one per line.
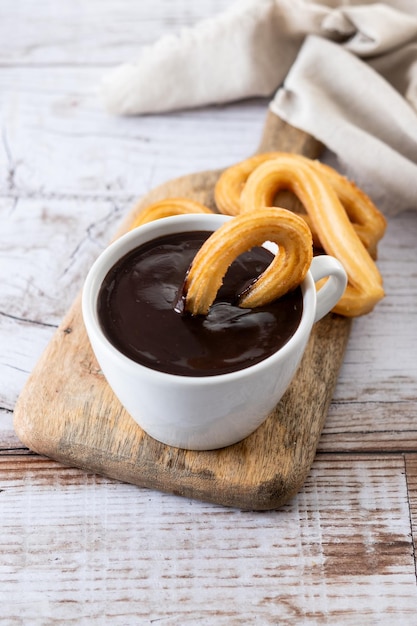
xmin=101 ymin=0 xmax=417 ymax=214
xmin=101 ymin=0 xmax=325 ymax=115
xmin=272 ymin=36 xmax=417 ymax=215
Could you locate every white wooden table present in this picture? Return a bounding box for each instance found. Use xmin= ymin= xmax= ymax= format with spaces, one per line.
xmin=1 ymin=1 xmax=417 ymax=623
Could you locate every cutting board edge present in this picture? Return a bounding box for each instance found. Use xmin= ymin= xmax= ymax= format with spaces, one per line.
xmin=13 ymin=311 xmax=352 ymax=511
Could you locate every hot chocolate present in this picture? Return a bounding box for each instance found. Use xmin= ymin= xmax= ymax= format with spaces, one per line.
xmin=97 ymin=231 xmax=303 ymax=377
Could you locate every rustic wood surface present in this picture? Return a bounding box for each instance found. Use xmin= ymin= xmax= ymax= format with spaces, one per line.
xmin=1 ymin=0 xmax=417 ymax=623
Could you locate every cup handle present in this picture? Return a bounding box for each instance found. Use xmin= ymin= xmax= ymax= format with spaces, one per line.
xmin=310 ymin=256 xmax=348 ymax=323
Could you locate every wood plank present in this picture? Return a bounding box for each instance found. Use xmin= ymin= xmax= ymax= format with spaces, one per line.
xmin=0 ymin=0 xmax=234 ymax=65
xmin=0 ymin=66 xmax=266 ymax=199
xmin=0 ymin=196 xmax=125 ymax=323
xmin=331 ymin=210 xmax=417 ymax=404
xmin=0 ymin=409 xmax=23 ymax=450
xmin=1 ymin=454 xmax=416 ymax=624
xmin=319 ymin=210 xmax=417 ymax=452
xmin=328 ymin=211 xmax=417 ymax=402
xmin=320 ymin=403 xmax=417 ymax=452
xmin=0 ymin=315 xmax=56 ymax=412
xmin=0 ymin=195 xmax=125 ymax=410
xmin=405 ymin=454 xmax=417 ymax=561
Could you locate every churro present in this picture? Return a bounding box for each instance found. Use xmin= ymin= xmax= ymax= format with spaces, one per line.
xmin=130 ymin=197 xmax=212 ymax=229
xmin=183 ymin=207 xmax=313 ymax=316
xmin=215 ymin=152 xmax=386 ymax=257
xmin=239 ymin=154 xmax=384 ymax=316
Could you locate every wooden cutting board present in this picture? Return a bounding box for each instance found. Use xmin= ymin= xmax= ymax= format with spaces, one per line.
xmin=14 ymin=112 xmax=352 ymax=510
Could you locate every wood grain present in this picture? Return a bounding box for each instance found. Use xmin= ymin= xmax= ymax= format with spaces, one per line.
xmin=2 ymin=453 xmax=417 ymax=624
xmin=14 ymin=112 xmax=352 ymax=510
xmin=2 ymin=0 xmax=417 ymax=620
xmin=0 ymin=0 xmax=234 ymax=65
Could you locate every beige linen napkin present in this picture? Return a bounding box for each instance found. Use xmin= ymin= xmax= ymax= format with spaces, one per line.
xmin=101 ymin=0 xmax=417 ymax=214
xmin=272 ymin=35 xmax=417 ymax=215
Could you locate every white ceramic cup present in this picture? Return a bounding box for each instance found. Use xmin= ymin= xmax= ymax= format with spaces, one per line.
xmin=82 ymin=213 xmax=347 ymax=450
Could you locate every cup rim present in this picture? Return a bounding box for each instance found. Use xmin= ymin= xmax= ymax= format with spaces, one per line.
xmin=82 ymin=214 xmax=317 ymax=385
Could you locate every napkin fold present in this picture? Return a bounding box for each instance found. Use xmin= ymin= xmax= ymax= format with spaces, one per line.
xmin=101 ymin=0 xmax=417 ymax=214
xmin=272 ymin=35 xmax=417 ymax=216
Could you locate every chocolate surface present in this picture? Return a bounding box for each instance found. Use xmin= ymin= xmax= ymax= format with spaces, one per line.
xmin=97 ymin=231 xmax=303 ymax=377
